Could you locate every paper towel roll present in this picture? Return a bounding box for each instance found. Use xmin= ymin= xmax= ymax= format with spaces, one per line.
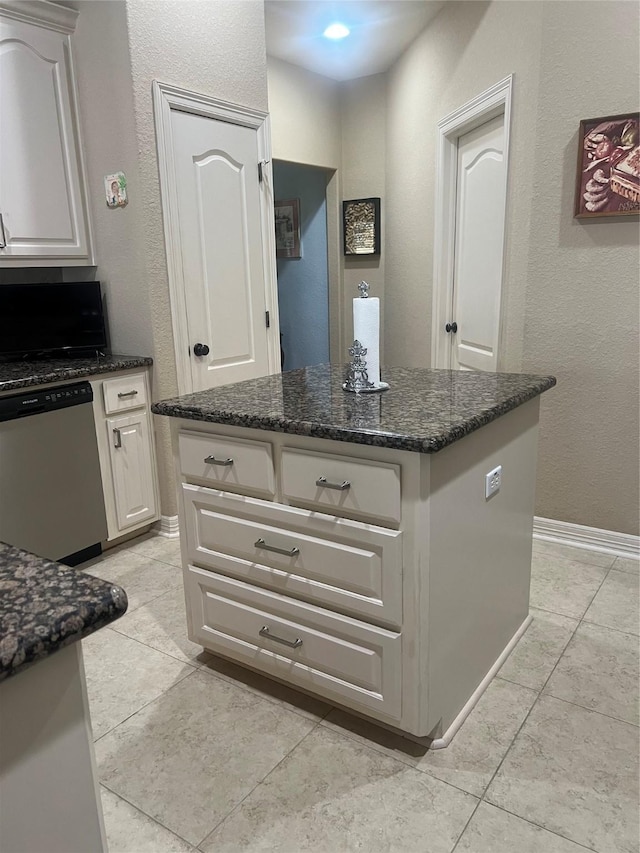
xmin=353 ymin=296 xmax=380 ymax=387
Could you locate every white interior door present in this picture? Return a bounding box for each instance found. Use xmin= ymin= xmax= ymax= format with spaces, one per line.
xmin=449 ymin=115 xmax=506 ymax=371
xmin=154 ymin=84 xmax=280 ymax=396
xmin=170 ymin=108 xmax=272 ymax=392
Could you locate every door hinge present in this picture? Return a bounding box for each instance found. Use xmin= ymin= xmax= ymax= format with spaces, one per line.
xmin=265 ymin=310 xmax=270 ymax=328
xmin=258 ymin=159 xmax=271 ymax=183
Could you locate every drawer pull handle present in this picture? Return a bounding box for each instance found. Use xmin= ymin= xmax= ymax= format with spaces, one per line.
xmin=204 ymin=455 xmax=234 ymax=467
xmin=259 ymin=625 xmax=303 ymax=649
xmin=117 ymin=390 xmax=139 ymax=398
xmin=113 ymin=427 xmax=122 ymax=448
xmin=316 ymin=476 xmax=351 ymax=491
xmin=254 ymin=538 xmax=300 ymax=558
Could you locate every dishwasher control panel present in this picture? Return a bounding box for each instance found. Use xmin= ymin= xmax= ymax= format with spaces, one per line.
xmin=0 ymin=381 xmax=94 ymax=422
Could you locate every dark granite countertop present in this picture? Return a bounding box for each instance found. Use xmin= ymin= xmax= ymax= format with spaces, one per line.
xmin=0 ymin=354 xmax=153 ymax=393
xmin=152 ymin=364 xmax=556 ymax=453
xmin=0 ymin=543 xmax=127 ymax=683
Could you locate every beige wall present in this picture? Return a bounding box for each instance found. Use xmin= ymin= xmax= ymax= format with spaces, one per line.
xmin=268 ymin=57 xmax=341 ymax=169
xmin=522 ymin=1 xmax=639 ymax=534
xmin=73 ymin=1 xmax=153 ymax=358
xmin=340 ymin=74 xmax=387 ymax=361
xmin=384 ymin=0 xmax=638 ymax=534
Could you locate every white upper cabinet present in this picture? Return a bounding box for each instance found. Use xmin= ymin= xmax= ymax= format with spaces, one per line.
xmin=0 ymin=1 xmax=93 ymax=265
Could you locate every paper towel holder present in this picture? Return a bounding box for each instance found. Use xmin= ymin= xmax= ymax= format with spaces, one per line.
xmin=343 ymin=339 xmax=390 ymax=394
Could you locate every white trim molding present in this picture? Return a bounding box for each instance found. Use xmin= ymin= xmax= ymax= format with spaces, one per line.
xmin=534 ymin=516 xmax=640 ymax=560
xmin=152 ymin=81 xmax=281 ymax=396
xmin=431 ymin=74 xmax=513 ymax=370
xmin=156 ymin=515 xmax=180 ymax=539
xmin=0 ymin=1 xmax=78 ymax=33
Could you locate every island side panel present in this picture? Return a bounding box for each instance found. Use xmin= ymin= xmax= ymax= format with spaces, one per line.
xmin=0 ymin=644 xmax=106 ymax=853
xmin=425 ymin=398 xmax=540 ymax=736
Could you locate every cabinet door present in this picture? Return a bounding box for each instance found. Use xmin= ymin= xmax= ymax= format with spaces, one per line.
xmin=107 ymin=412 xmax=157 ymax=531
xmin=0 ymin=15 xmax=92 ymax=262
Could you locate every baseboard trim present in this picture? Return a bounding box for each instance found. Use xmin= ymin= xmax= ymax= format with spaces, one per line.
xmin=533 ymin=516 xmax=639 ymax=559
xmin=429 ymin=613 xmax=533 ymax=749
xmin=156 ymin=515 xmax=180 ymax=538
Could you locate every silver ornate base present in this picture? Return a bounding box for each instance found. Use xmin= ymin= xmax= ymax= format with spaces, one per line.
xmin=342 ymin=381 xmax=390 ymax=394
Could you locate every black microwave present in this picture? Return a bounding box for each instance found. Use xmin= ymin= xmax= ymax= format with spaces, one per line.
xmin=0 ymin=281 xmax=107 ymax=360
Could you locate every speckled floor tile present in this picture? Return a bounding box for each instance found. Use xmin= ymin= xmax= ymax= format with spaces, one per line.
xmin=533 ymin=539 xmax=616 ymax=569
xmin=100 ymin=787 xmax=196 ymax=852
xmin=200 ymin=725 xmax=477 ymax=853
xmin=529 ymin=554 xmax=608 ymax=619
xmin=613 ymin=556 xmax=640 ymax=576
xmin=95 ymin=670 xmax=316 ymax=847
xmin=82 ymin=550 xmax=182 ymax=612
xmin=110 ymin=584 xmax=208 ymax=665
xmin=485 ymin=695 xmax=639 ymax=853
xmin=583 ymin=569 xmax=639 ymax=636
xmin=322 ymin=678 xmax=536 ymax=797
xmin=198 ymin=653 xmax=332 ymax=722
xmin=498 ymin=608 xmax=578 ymax=691
xmin=120 ymin=533 xmax=183 ymax=569
xmin=456 ymin=802 xmax=588 ymax=852
xmin=83 ymin=629 xmax=194 ymax=740
xmin=544 ymin=622 xmax=639 ymax=725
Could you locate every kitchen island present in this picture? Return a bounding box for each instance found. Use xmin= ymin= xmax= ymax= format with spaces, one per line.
xmin=0 ymin=543 xmax=127 ymax=853
xmin=153 ymin=365 xmax=555 ymax=744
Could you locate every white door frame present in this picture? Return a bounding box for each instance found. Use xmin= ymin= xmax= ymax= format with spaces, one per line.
xmin=431 ymin=75 xmax=513 ymax=370
xmin=152 ymin=81 xmax=280 ymax=395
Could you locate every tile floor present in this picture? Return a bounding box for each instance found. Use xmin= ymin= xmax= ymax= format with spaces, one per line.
xmin=81 ymin=535 xmax=639 ymax=853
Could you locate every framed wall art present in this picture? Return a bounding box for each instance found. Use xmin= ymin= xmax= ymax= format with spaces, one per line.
xmin=274 ymin=198 xmax=301 ymax=258
xmin=343 ymin=197 xmax=381 ymax=255
xmin=574 ymin=113 xmax=639 ymax=218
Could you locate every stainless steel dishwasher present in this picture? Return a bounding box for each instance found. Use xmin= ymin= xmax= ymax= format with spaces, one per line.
xmin=0 ymin=381 xmax=107 ymax=565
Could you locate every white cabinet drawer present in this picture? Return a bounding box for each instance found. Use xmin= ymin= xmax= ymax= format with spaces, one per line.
xmin=281 ymin=448 xmax=401 ymax=526
xmin=103 ymin=373 xmax=147 ymax=414
xmin=179 ymin=431 xmax=275 ymax=496
xmin=182 ymin=484 xmax=402 ymax=626
xmin=186 ymin=567 xmax=402 ymax=719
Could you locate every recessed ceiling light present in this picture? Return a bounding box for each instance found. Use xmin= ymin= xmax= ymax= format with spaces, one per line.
xmin=323 ymin=23 xmax=350 ymax=40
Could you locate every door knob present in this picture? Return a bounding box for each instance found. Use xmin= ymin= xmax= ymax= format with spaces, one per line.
xmin=445 ymin=322 xmax=458 ymax=334
xmin=193 ymin=342 xmax=209 ymax=357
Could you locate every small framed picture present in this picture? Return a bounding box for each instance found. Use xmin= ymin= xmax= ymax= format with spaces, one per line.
xmin=274 ymin=198 xmax=301 ymax=258
xmin=105 ymin=172 xmax=128 ymax=208
xmin=574 ymin=114 xmax=639 ymax=218
xmin=343 ymin=197 xmax=381 ymax=255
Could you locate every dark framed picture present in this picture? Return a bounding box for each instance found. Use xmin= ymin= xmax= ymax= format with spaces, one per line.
xmin=343 ymin=197 xmax=381 ymax=255
xmin=574 ymin=113 xmax=639 ymax=218
xmin=274 ymin=198 xmax=301 ymax=258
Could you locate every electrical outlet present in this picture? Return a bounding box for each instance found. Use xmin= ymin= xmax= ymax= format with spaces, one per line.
xmin=485 ymin=465 xmax=502 ymax=499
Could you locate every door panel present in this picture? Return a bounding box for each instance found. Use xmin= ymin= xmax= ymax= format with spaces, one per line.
xmin=452 ymin=115 xmax=506 ymax=371
xmin=107 ymin=412 xmax=156 ymax=530
xmin=170 ymin=110 xmax=270 ymax=392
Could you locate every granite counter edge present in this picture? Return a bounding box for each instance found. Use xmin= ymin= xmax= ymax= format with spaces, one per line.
xmin=0 ymin=547 xmax=128 ymax=684
xmin=150 ymin=377 xmax=556 ymax=453
xmin=0 ymin=355 xmax=154 ymax=393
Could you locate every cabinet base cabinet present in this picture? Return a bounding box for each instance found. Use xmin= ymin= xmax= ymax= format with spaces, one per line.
xmin=174 ymin=401 xmax=540 ymax=740
xmin=107 ymin=412 xmax=157 ymax=531
xmin=92 ymin=370 xmax=160 ymax=543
